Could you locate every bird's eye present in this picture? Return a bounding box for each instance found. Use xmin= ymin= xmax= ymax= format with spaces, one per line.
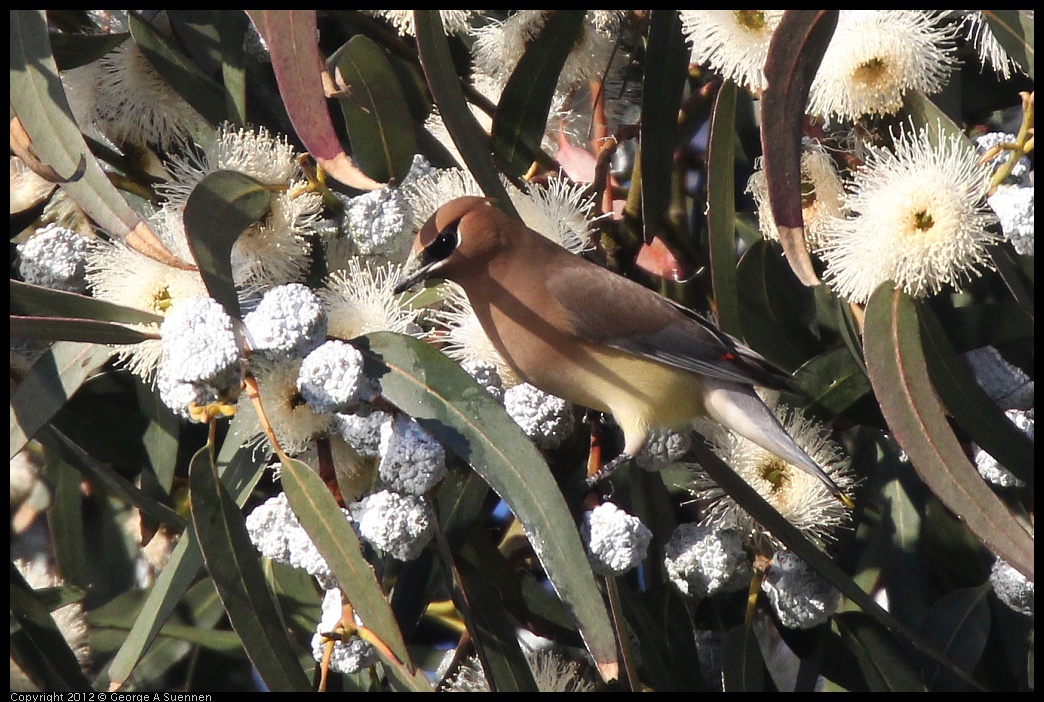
xmin=426 ymin=222 xmax=460 ymax=263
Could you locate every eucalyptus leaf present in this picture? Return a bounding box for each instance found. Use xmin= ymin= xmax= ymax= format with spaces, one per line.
xmin=917 ymin=586 xmax=991 ymax=692
xmin=331 ymin=34 xmax=418 ymax=183
xmin=182 ymin=170 xmax=273 ymax=319
xmin=862 ymin=285 xmax=1033 ymax=581
xmin=706 ymin=80 xmax=741 ymax=336
xmin=11 ymin=280 xmax=162 ymax=325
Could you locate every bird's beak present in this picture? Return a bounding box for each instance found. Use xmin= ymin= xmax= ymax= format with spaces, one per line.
xmin=393 ymin=252 xmax=439 ymax=295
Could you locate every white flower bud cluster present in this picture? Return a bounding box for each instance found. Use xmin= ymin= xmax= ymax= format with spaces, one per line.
xmin=973 ymin=409 xmax=1032 ymax=488
xmin=636 ymin=428 xmax=692 ymax=471
xmin=963 ymin=345 xmax=1034 ymax=411
xmin=17 ymin=223 xmax=90 ymax=293
xmin=378 ymin=414 xmax=447 ymax=495
xmin=990 ymin=558 xmax=1034 ymax=616
xmin=664 ymin=523 xmax=751 ymax=599
xmin=580 ymin=502 xmax=652 ymax=576
xmin=245 ymin=491 xmax=351 ymax=589
xmin=989 ymin=183 xmax=1034 ymax=256
xmin=350 ymin=489 xmax=433 ymax=561
xmin=311 ymin=588 xmax=379 ymax=674
xmin=975 ymin=132 xmax=1031 ymax=184
xmin=243 ymin=283 xmax=327 ymax=358
xmin=335 ymin=409 xmax=393 ymax=458
xmin=504 ymin=382 xmax=575 ymax=450
xmin=460 ymin=359 xmax=506 ymax=402
xmin=761 ymin=551 xmax=840 ymax=629
xmin=297 ymin=340 xmax=378 ymax=414
xmin=157 ymin=296 xmax=243 ymax=419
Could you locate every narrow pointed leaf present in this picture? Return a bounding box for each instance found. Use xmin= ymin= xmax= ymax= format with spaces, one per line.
xmin=331 ymin=34 xmax=417 ymax=183
xmin=276 ymin=454 xmax=413 ymax=670
xmin=11 ymin=316 xmax=156 ymax=345
xmin=918 ymin=304 xmax=1033 ymax=487
xmin=490 ymin=10 xmax=586 ymax=177
xmin=792 ymin=346 xmax=872 ymax=416
xmin=917 ymin=586 xmax=991 ymax=691
xmin=11 ymin=280 xmax=162 ymax=325
xmin=246 ymin=10 xmax=382 ymax=190
xmin=722 ymin=624 xmax=766 ymax=691
xmin=982 ymin=11 xmax=1034 ymax=79
xmin=354 ymin=331 xmax=618 ymax=682
xmin=706 ymin=80 xmax=741 ymax=336
xmin=183 ymin=170 xmax=272 ymax=319
xmin=10 ymin=10 xmax=180 ymax=267
xmin=759 ymin=10 xmax=838 ymax=286
xmin=10 ymin=564 xmax=92 ymax=691
xmin=862 ymin=286 xmax=1033 ymax=581
xmin=10 ymin=341 xmax=112 ymax=460
xmin=413 ymin=10 xmax=517 ymax=215
xmin=835 ymin=611 xmax=926 ymax=691
xmin=104 ymin=420 xmax=264 ymax=688
xmin=640 ymin=10 xmax=689 ymax=236
xmin=128 ymin=11 xmax=226 ymax=126
xmin=189 ymin=446 xmax=312 ymax=691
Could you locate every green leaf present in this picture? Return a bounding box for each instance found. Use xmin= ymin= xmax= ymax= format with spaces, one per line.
xmin=11 ymin=316 xmax=157 ymax=345
xmin=10 ymin=341 xmax=113 ymax=460
xmin=835 ymin=611 xmax=926 ymax=691
xmin=217 ymin=11 xmax=249 ymax=126
xmin=128 ymin=11 xmax=226 ymax=127
xmin=862 ymin=285 xmax=1033 ymax=581
xmin=49 ymin=30 xmax=128 ymax=70
xmin=10 ymin=563 xmax=92 ymax=691
xmin=413 ymin=10 xmax=517 ymax=216
xmin=183 ymin=170 xmax=273 ymax=319
xmin=102 ymin=419 xmax=264 ymax=688
xmin=189 ymin=445 xmax=312 ymax=692
xmin=722 ymin=624 xmax=766 ymax=691
xmin=706 ymin=80 xmax=742 ymax=337
xmin=736 ymin=239 xmax=821 ymax=370
xmin=354 ymin=331 xmax=618 ymax=682
xmin=11 ymin=280 xmax=162 ymax=325
xmin=792 ymin=346 xmax=872 ymax=416
xmin=330 ymin=34 xmax=418 ymax=183
xmin=917 ymin=586 xmax=991 ymax=691
xmin=276 ymin=456 xmax=411 ymax=665
xmin=639 ymin=10 xmax=689 ymax=236
xmin=490 ymin=10 xmax=586 ymax=178
xmin=982 ymin=11 xmax=1034 ymax=79
xmin=758 ymin=10 xmax=838 ymax=286
xmin=246 ymin=10 xmax=382 ymax=190
xmin=919 ymin=305 xmax=1033 ymax=488
xmin=10 ymin=10 xmax=179 ymax=266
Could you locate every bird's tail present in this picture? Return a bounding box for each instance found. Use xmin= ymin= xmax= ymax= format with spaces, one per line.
xmin=701 ymin=379 xmax=854 ymax=508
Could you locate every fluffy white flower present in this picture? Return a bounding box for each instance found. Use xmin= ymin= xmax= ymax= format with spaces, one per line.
xmin=321 ymin=259 xmax=422 ymax=340
xmin=691 ymin=406 xmax=855 ymax=550
xmin=504 ymin=383 xmax=575 ymax=450
xmin=351 ymin=490 xmax=433 ymax=561
xmin=747 ymin=141 xmax=846 ymax=252
xmin=808 ymin=11 xmax=959 ymax=121
xmin=16 ymin=224 xmax=89 ymax=292
xmin=245 ymin=358 xmax=334 ymax=455
xmin=819 ymin=124 xmax=998 ymax=304
xmin=366 ymin=10 xmax=478 ymax=37
xmin=680 ymin=10 xmax=785 ymax=93
xmin=244 ymin=283 xmax=327 ymax=358
xmin=581 ymin=502 xmax=652 ymax=576
xmin=990 ymin=557 xmax=1034 ymax=616
xmin=957 ymin=11 xmax=1026 ymax=79
xmin=297 ymin=340 xmax=377 ymax=415
xmin=377 ymin=415 xmax=448 ymax=495
xmin=664 ymin=523 xmax=751 ymax=599
xmin=761 ymin=550 xmax=840 ymax=629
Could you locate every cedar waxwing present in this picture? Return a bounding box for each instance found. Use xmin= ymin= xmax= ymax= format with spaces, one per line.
xmin=395 ymin=197 xmax=852 ymax=506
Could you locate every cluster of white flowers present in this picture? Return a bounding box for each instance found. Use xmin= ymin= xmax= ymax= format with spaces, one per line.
xmin=16 ymin=223 xmax=90 ymax=292
xmin=664 ymin=523 xmax=752 ymax=599
xmin=760 ymin=550 xmax=840 ymax=629
xmin=580 ymin=502 xmax=652 ymax=576
xmin=350 ymin=489 xmax=434 ymax=562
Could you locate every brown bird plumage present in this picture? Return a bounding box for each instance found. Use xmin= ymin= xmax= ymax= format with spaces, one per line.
xmin=396 ymin=197 xmax=850 ymax=504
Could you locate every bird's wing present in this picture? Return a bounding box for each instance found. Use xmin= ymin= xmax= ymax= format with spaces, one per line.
xmin=545 ymin=261 xmax=795 ymax=391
